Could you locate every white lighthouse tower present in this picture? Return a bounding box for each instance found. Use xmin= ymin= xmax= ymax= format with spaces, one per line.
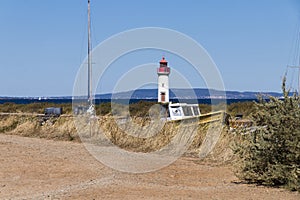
xmin=157 ymin=57 xmax=170 ymax=103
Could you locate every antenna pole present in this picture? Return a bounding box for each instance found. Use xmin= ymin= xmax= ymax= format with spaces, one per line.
xmin=287 ymin=65 xmax=300 ymax=95
xmin=298 ymin=66 xmax=300 ymax=96
xmin=87 ymin=0 xmax=92 ymax=105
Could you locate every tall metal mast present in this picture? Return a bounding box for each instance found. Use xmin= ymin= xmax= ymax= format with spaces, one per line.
xmin=87 ymin=0 xmax=93 ymax=106
xmin=287 ymin=30 xmax=300 ymax=95
xmin=287 ymin=65 xmax=300 ymax=95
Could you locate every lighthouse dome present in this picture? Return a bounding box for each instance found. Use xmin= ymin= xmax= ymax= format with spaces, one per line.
xmin=160 ymin=57 xmax=168 ymax=63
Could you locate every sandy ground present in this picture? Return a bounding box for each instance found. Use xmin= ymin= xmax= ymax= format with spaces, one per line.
xmin=0 ymin=134 xmax=299 ymax=200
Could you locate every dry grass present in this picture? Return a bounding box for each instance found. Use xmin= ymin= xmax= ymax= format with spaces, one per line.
xmin=199 ymin=128 xmax=238 ymax=164
xmin=99 ymin=116 xmax=181 ymax=152
xmin=0 ymin=115 xmax=79 ymax=141
xmin=0 ymin=115 xmax=236 ymax=163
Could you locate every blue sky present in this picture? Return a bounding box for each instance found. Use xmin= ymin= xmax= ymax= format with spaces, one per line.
xmin=0 ymin=0 xmax=299 ymax=97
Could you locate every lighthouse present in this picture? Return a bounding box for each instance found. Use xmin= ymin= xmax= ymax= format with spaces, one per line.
xmin=157 ymin=57 xmax=170 ymax=103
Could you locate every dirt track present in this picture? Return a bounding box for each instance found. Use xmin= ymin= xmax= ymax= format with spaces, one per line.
xmin=0 ymin=134 xmax=299 ymax=200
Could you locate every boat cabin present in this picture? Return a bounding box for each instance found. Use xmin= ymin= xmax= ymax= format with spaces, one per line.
xmin=167 ymin=102 xmax=201 ymax=121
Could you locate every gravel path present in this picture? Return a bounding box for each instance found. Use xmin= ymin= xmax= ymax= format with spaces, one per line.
xmin=0 ymin=134 xmax=298 ymax=200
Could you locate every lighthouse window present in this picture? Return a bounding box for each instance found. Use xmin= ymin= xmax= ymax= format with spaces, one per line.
xmin=193 ymin=106 xmax=200 ymax=115
xmin=182 ymin=106 xmax=193 ymax=116
xmin=162 ymin=83 xmax=164 ymax=87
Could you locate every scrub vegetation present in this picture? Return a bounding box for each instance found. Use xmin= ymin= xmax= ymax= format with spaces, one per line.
xmin=234 ymin=79 xmax=300 ymax=192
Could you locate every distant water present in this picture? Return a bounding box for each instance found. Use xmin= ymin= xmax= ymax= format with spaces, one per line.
xmin=0 ymin=98 xmax=257 ymax=105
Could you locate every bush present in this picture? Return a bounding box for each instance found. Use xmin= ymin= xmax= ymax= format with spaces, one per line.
xmin=227 ymin=101 xmax=255 ymax=118
xmin=234 ymin=78 xmax=300 ymax=191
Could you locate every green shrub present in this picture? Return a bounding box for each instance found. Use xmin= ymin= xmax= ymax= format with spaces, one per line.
xmin=234 ymin=78 xmax=300 ymax=191
xmin=96 ymin=102 xmax=111 ymax=115
xmin=198 ymin=104 xmax=212 ymax=114
xmin=0 ymin=102 xmax=72 ymax=114
xmin=129 ymin=101 xmax=156 ymax=117
xmin=227 ymin=101 xmax=255 ymax=118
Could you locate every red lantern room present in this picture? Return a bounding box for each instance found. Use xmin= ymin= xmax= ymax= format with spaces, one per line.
xmin=157 ymin=57 xmax=170 ymax=75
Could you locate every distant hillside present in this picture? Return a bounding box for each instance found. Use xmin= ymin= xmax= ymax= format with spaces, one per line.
xmin=0 ymin=88 xmax=283 ymax=101
xmin=95 ymin=88 xmax=283 ymax=100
